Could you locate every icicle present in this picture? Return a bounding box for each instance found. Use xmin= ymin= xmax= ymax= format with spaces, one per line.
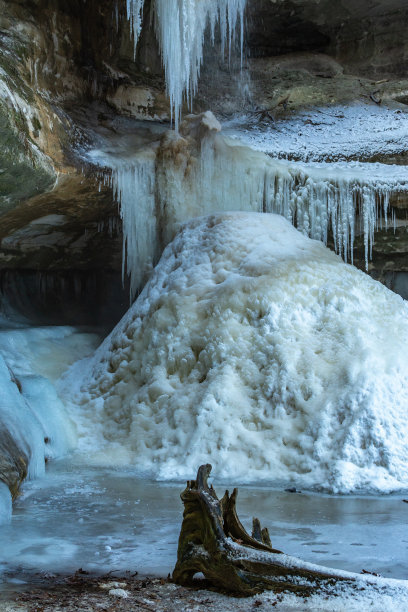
xmin=153 ymin=117 xmax=408 ymax=272
xmin=126 ymin=0 xmax=144 ymax=58
xmin=111 ymin=153 xmax=158 ymax=300
xmin=88 ymin=114 xmax=408 ymax=297
xmin=125 ymin=0 xmax=246 ymax=129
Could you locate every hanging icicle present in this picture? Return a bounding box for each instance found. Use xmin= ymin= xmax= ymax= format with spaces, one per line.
xmin=125 ymin=0 xmax=246 ymax=129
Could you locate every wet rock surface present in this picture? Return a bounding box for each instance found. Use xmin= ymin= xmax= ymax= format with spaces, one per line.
xmin=0 ymin=173 xmax=128 ymax=325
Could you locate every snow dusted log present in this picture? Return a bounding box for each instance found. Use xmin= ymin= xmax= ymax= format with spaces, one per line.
xmin=173 ymin=464 xmax=357 ymax=595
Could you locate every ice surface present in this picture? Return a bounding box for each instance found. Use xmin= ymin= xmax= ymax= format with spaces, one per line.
xmin=0 ymin=465 xmax=407 ymax=580
xmin=65 ymin=212 xmax=408 ymax=493
xmin=125 ymin=0 xmax=246 ymax=128
xmin=0 ymin=325 xmax=101 ymax=382
xmin=0 ymin=354 xmax=48 ymax=481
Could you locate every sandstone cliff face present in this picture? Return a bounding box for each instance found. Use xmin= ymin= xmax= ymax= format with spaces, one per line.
xmin=248 ymin=0 xmax=408 ymax=75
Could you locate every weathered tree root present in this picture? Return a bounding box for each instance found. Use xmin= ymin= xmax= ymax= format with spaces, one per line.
xmin=172 ymin=464 xmax=358 ymax=595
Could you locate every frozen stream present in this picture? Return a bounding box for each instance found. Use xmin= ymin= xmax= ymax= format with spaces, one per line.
xmin=0 ymin=463 xmax=407 ymax=585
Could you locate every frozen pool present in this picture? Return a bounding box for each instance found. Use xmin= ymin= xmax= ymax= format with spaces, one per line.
xmin=0 ymin=461 xmax=407 ymax=588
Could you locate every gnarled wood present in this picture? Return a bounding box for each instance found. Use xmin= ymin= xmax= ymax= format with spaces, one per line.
xmin=173 ymin=464 xmax=359 ymax=595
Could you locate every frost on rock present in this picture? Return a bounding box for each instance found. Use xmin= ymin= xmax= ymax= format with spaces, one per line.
xmin=224 ymin=103 xmax=408 ymax=162
xmin=125 ymin=0 xmax=246 ymax=128
xmin=72 ymin=212 xmax=408 ymax=493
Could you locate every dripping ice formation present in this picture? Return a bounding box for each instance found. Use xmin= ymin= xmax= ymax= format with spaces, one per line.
xmin=65 ymin=212 xmax=408 ymax=493
xmin=126 ymin=0 xmax=144 ymax=54
xmin=125 ymin=0 xmax=246 ymax=128
xmin=112 ymin=150 xmax=158 ymax=298
xmin=87 ymin=112 xmax=408 ymax=296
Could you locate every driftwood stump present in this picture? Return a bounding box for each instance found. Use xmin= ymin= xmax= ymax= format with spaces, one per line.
xmin=173 ymin=464 xmax=358 ymax=595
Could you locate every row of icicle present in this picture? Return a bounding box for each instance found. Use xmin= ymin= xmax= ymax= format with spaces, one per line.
xmin=97 ymin=127 xmax=406 ymax=299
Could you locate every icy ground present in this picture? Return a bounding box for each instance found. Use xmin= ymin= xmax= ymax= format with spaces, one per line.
xmin=65 ymin=212 xmax=408 ymax=493
xmin=0 ymin=464 xmax=407 ymax=580
xmin=224 ymin=101 xmax=408 ymax=161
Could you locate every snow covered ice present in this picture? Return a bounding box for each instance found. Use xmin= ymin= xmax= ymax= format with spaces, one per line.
xmin=67 ymin=212 xmax=408 ymax=493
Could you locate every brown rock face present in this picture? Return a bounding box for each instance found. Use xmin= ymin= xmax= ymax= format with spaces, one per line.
xmin=0 ymin=174 xmax=129 ymax=325
xmin=0 ymin=429 xmax=28 ymax=502
xmin=246 ymin=0 xmax=408 ymax=77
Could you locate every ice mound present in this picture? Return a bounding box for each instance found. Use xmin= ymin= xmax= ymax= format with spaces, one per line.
xmin=75 ymin=212 xmax=408 ymax=492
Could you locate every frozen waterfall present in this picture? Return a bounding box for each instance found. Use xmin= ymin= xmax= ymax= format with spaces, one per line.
xmin=125 ymin=0 xmax=246 ymax=128
xmin=87 ymin=112 xmax=408 ymax=297
xmin=113 ymin=152 xmax=159 ymax=299
xmin=67 ymin=212 xmax=408 ymax=493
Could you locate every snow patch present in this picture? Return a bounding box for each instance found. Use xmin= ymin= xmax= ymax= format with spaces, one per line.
xmin=224 ymin=103 xmax=408 ymax=162
xmin=108 ymin=588 xmax=129 ymax=598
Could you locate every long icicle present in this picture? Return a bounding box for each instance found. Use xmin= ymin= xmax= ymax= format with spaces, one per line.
xmin=125 ymin=0 xmax=246 ymax=129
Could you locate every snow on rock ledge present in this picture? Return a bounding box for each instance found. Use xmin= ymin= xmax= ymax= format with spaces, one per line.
xmin=74 ymin=212 xmax=408 ymax=493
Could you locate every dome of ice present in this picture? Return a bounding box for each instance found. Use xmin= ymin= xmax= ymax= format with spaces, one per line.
xmin=71 ymin=212 xmax=408 ymax=493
